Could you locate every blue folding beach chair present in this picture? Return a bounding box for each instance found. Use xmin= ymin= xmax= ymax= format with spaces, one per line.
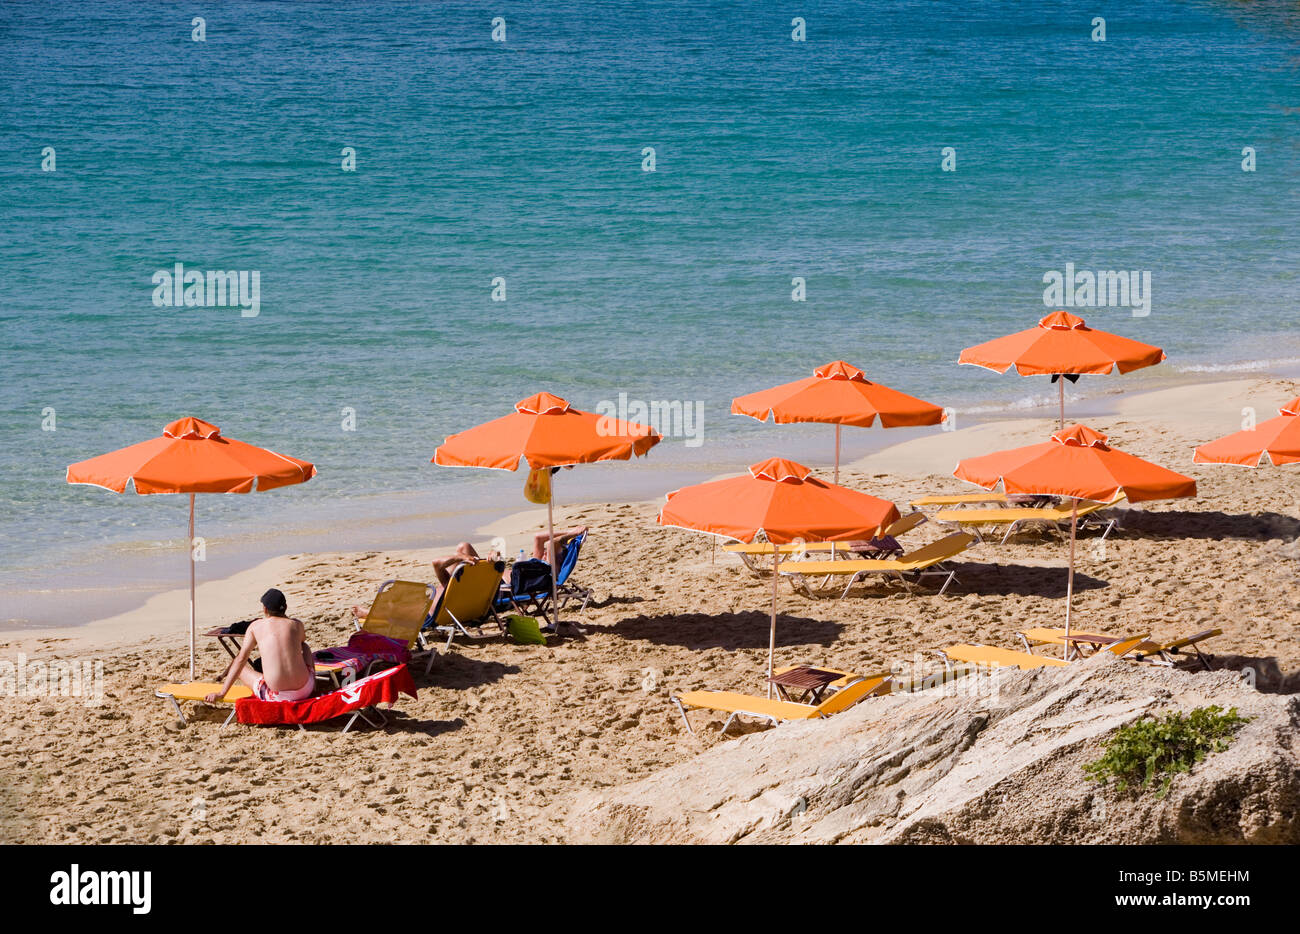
xmin=494 ymin=533 xmax=592 ymax=624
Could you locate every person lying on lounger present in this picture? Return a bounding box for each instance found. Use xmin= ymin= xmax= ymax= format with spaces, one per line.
xmin=529 ymin=525 xmax=588 ymax=564
xmin=206 ymin=588 xmax=315 ymax=703
xmin=349 ymin=541 xmax=502 ymax=623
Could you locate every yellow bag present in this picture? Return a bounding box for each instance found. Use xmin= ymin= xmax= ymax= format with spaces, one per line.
xmin=524 ymin=467 xmax=551 ymax=504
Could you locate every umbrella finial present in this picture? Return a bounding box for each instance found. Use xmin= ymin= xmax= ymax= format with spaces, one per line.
xmin=1051 ymin=424 xmax=1109 ymax=448
xmin=163 ymin=417 xmax=221 ymax=440
xmin=1038 ymin=310 xmax=1088 ymax=330
xmin=814 ymin=360 xmax=868 ymax=382
xmin=516 ymin=392 xmax=571 ymax=415
xmin=749 ymin=457 xmax=813 ymax=482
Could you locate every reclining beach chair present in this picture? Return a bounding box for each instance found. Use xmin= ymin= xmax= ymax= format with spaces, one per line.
xmin=777 ymin=532 xmax=976 ymax=599
xmin=723 ymin=512 xmax=927 ymax=573
xmin=315 ymin=579 xmax=436 ymax=682
xmin=1017 ymin=626 xmax=1222 ymax=669
xmin=934 ymin=496 xmax=1124 ymax=544
xmin=910 ymin=492 xmax=1011 ymax=509
xmin=494 ymin=533 xmax=591 ymax=624
xmin=155 ymin=664 xmax=417 ymax=733
xmin=425 ymin=559 xmax=507 ymax=649
xmin=937 ymin=635 xmax=1149 ymax=672
xmin=673 ymin=671 xmax=893 ymax=735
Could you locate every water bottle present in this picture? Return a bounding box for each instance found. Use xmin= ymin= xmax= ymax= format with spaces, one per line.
xmin=517 ymin=548 xmax=526 ymax=563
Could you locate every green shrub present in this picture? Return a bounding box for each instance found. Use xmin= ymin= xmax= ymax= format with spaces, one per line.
xmin=1084 ymin=705 xmax=1252 ymax=798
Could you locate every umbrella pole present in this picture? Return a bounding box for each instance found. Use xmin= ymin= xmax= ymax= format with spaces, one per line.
xmin=1064 ymin=497 xmax=1078 ymax=659
xmin=188 ymin=492 xmax=196 ymax=680
xmin=547 ymin=492 xmax=559 ymax=631
xmin=832 ymin=425 xmax=841 ymax=558
xmin=834 ymin=424 xmax=841 ymax=485
xmin=769 ymin=542 xmax=778 ymax=698
xmin=1058 ymin=379 xmax=1065 ymax=430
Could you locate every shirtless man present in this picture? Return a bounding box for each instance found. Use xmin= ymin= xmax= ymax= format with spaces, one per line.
xmin=206 ymin=588 xmax=315 ymax=703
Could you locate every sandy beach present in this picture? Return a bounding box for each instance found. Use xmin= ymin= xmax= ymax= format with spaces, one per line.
xmin=3 ymin=376 xmax=1298 ymax=844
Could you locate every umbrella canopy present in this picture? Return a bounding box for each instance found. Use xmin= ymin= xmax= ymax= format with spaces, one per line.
xmin=658 ymin=457 xmax=900 ymax=684
xmin=66 ymin=417 xmax=317 ymax=677
xmin=67 ymin=416 xmax=316 ymax=493
xmin=1194 ymin=398 xmax=1300 ymax=466
xmin=959 ymin=312 xmax=1166 ymax=427
xmin=433 ymin=392 xmax=661 ymax=628
xmin=732 ymin=360 xmax=944 ymax=483
xmin=954 ymin=424 xmax=1197 ymax=504
xmin=953 ymin=424 xmax=1195 ymax=652
xmin=659 ymin=457 xmax=900 ymax=544
xmin=433 ymin=392 xmax=660 ymax=471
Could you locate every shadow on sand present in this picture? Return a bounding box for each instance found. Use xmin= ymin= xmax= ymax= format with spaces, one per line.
xmin=1119 ymin=509 xmax=1300 ymax=541
xmin=945 ymin=562 xmax=1109 ymax=598
xmin=604 ymin=610 xmax=842 ymax=651
xmin=422 ymin=653 xmax=519 ymax=690
xmin=1205 ymin=654 xmax=1300 ymax=695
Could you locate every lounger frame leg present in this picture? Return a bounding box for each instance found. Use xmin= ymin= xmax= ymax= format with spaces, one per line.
xmin=158 ymin=692 xmax=187 ymax=725
xmin=672 ymin=697 xmax=695 ymax=736
xmin=838 ymin=571 xmax=868 ymax=600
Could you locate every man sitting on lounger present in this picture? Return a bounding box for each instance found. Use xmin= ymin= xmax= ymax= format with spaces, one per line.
xmin=206 ymin=588 xmax=315 ymax=703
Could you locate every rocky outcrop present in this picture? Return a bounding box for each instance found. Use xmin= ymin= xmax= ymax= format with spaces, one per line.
xmin=563 ymin=656 xmax=1300 ymax=844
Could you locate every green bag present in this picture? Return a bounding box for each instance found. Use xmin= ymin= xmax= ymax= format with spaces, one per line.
xmin=506 ymin=614 xmax=548 ymax=645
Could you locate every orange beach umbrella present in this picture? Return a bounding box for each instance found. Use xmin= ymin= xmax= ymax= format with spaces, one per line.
xmin=434 ymin=392 xmax=661 ymax=627
xmin=1194 ymin=398 xmax=1300 ymax=466
xmin=953 ymin=425 xmax=1195 ymax=652
xmin=732 ymin=360 xmax=944 ymax=483
xmin=66 ymin=417 xmax=317 ymax=678
xmin=658 ymin=457 xmax=900 ymax=684
xmin=959 ymin=312 xmax=1166 ymax=428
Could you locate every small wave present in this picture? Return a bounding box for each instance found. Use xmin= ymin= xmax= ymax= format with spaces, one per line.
xmin=1177 ymin=357 xmax=1300 ymax=374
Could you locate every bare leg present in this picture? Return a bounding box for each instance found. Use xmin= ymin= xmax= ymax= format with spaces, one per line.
xmin=432 ymin=542 xmax=482 ymax=593
xmin=532 ymin=526 xmax=589 ymax=562
xmin=233 ymin=663 xmax=262 ymax=693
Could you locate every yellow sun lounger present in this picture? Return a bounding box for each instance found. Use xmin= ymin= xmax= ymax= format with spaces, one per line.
xmin=934 ymin=496 xmax=1123 ymax=544
xmin=316 ymin=579 xmax=437 ymax=682
xmin=673 ymin=673 xmax=893 ymax=735
xmin=426 ymin=559 xmax=508 ymax=650
xmin=938 ymin=635 xmax=1149 ymax=672
xmin=1017 ymin=627 xmax=1222 ymax=669
xmin=776 ymin=532 xmax=976 ymax=598
xmin=723 ymin=513 xmax=927 ymax=572
xmin=910 ymin=492 xmax=1011 ymax=508
xmin=155 ymin=682 xmax=255 ymax=727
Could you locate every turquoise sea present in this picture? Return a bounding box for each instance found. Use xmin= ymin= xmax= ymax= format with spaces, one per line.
xmin=1 ymin=0 xmax=1298 ymax=626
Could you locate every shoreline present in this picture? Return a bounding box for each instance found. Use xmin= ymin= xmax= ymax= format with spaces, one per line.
xmin=7 ymin=370 xmax=1295 ymax=656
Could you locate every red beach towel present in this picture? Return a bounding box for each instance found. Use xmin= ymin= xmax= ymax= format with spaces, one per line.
xmin=236 ymin=664 xmax=417 ymax=726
